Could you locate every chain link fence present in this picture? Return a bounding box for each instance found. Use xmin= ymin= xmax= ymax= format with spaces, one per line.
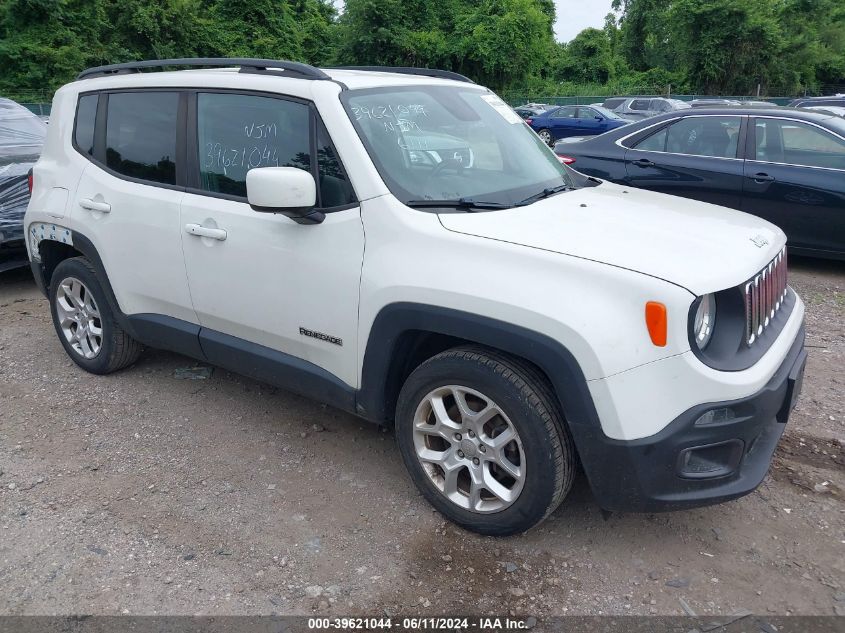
xmin=5 ymin=83 xmax=844 ymax=117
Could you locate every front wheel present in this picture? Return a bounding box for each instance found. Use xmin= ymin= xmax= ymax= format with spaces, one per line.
xmin=537 ymin=128 xmax=553 ymax=146
xmin=395 ymin=347 xmax=576 ymax=536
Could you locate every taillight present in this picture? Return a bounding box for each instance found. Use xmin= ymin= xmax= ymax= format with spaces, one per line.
xmin=27 ymin=168 xmax=33 ymax=194
xmin=525 ymin=118 xmax=533 ymax=125
xmin=556 ymin=155 xmax=576 ymax=165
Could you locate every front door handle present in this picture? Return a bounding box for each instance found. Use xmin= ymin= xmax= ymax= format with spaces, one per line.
xmin=632 ymin=158 xmax=655 ymax=168
xmin=185 ymin=223 xmax=227 ymax=241
xmin=79 ymin=198 xmax=111 ymax=213
xmin=749 ymin=172 xmax=775 ymax=183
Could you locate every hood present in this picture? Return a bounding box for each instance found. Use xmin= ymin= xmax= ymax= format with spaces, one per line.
xmin=438 ymin=182 xmax=785 ymax=295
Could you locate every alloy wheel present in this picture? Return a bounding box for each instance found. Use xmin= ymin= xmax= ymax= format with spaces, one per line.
xmin=412 ymin=385 xmax=525 ymax=513
xmin=55 ymin=277 xmax=103 ymax=359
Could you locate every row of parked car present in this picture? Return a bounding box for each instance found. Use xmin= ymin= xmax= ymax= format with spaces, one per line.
xmin=517 ymin=94 xmax=845 ymax=145
xmin=532 ymin=96 xmax=845 ymax=260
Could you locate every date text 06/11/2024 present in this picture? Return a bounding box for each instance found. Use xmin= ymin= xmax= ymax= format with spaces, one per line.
xmin=306 ymin=617 xmax=536 ymax=630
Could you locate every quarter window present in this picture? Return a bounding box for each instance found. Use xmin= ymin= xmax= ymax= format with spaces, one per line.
xmin=105 ymin=92 xmax=178 ymax=185
xmin=74 ymin=95 xmax=97 ymax=157
xmin=754 ymin=118 xmax=845 ymax=169
xmin=316 ymin=121 xmax=356 ymax=207
xmin=196 ymin=92 xmax=310 ymax=197
xmin=634 ymin=116 xmax=741 ymax=158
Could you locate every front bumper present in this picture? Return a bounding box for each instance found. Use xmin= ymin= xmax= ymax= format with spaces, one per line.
xmin=576 ymin=325 xmax=806 ymax=512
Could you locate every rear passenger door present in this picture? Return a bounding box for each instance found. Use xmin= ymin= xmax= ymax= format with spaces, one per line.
xmin=179 ymin=91 xmax=363 ymax=387
xmin=547 ymin=106 xmax=579 ymax=139
xmin=70 ymin=90 xmax=197 ymax=324
xmin=623 ymin=114 xmax=746 ymax=209
xmin=743 ymin=116 xmax=845 ymax=256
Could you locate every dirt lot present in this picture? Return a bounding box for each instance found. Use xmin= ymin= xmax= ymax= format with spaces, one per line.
xmin=0 ymin=258 xmax=843 ymax=618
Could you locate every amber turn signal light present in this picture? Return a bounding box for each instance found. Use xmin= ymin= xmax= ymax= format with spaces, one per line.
xmin=645 ymin=301 xmax=667 ymax=347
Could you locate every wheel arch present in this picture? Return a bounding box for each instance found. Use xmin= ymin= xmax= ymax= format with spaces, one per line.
xmin=356 ymin=303 xmax=602 ymax=436
xmin=36 ymin=230 xmax=137 ymax=337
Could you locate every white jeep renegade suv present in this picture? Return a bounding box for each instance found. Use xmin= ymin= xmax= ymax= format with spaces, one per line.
xmin=25 ymin=59 xmax=807 ymax=535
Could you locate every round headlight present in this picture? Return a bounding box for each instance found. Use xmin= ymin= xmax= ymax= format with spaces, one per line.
xmin=693 ymin=294 xmax=716 ymax=349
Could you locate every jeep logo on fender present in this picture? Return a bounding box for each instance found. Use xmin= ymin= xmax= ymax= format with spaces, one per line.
xmin=299 ymin=327 xmax=343 ymax=346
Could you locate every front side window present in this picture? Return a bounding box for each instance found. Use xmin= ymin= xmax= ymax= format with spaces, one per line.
xmin=754 ymin=118 xmax=845 ymax=169
xmin=634 ymin=116 xmax=741 ymax=158
xmin=342 ymin=86 xmax=573 ymax=206
xmin=197 ymin=92 xmax=310 ymax=197
xmin=630 ymin=99 xmax=651 ymax=111
xmin=106 ymin=92 xmax=178 ymax=185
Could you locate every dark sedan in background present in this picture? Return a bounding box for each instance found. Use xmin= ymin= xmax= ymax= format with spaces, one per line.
xmin=527 ymin=105 xmax=630 ymax=145
xmin=556 ymin=107 xmax=845 ymax=259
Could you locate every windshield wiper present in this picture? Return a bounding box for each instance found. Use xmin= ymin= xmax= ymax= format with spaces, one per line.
xmin=406 ymin=198 xmax=513 ymax=211
xmin=516 ymin=184 xmax=574 ymax=207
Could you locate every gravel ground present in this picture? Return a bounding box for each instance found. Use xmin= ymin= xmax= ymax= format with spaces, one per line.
xmin=0 ymin=258 xmax=842 ymax=618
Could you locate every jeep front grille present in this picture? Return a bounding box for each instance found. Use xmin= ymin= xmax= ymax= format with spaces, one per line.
xmin=745 ymin=247 xmax=788 ymax=346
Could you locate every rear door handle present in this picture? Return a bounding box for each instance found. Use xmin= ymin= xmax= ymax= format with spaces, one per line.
xmin=749 ymin=172 xmax=775 ymax=182
xmin=79 ymin=198 xmax=111 ymax=213
xmin=185 ymin=223 xmax=227 ymax=241
xmin=632 ymin=158 xmax=655 ymax=168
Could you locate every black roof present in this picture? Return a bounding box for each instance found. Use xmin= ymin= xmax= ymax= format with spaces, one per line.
xmin=643 ymin=105 xmax=843 ymax=122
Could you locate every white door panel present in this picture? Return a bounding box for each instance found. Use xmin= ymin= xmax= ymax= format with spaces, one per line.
xmin=180 ymin=194 xmax=364 ymax=386
xmin=71 ymin=162 xmax=196 ymax=322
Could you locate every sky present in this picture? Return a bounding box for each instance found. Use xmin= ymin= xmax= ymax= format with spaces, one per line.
xmin=553 ymin=0 xmax=616 ymax=42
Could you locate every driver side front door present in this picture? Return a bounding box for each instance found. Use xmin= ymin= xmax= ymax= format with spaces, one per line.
xmin=179 ymin=90 xmax=364 ymax=394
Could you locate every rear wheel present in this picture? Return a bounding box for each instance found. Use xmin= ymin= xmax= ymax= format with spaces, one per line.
xmin=49 ymin=257 xmax=141 ymax=374
xmin=396 ymin=347 xmax=576 ymax=535
xmin=537 ymin=128 xmax=553 ymax=146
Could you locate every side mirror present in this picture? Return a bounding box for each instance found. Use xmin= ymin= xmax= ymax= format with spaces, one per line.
xmin=595 ymin=115 xmax=604 ymax=121
xmin=246 ymin=167 xmax=323 ymax=225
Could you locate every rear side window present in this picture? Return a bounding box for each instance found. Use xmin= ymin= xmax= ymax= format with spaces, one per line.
xmin=754 ymin=118 xmax=845 ymax=169
xmin=551 ymin=107 xmax=577 ymax=119
xmin=635 ymin=116 xmax=741 ymax=158
xmin=74 ymin=95 xmax=97 ymax=157
xmin=196 ymin=92 xmax=311 ymax=197
xmin=106 ymin=92 xmax=179 ymax=185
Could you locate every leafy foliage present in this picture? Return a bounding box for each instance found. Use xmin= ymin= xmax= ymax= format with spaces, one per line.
xmin=0 ymin=0 xmax=842 ymax=100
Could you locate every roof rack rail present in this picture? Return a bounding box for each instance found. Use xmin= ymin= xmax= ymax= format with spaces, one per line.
xmin=77 ymin=58 xmax=331 ymax=81
xmin=325 ymin=66 xmax=475 ymax=84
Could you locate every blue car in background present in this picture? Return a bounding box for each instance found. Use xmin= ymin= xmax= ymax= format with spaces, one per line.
xmin=527 ymin=105 xmax=629 ymax=145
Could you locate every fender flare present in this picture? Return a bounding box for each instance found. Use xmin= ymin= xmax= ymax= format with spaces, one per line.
xmin=62 ymin=231 xmax=130 ymax=326
xmin=356 ymin=303 xmax=602 ymax=434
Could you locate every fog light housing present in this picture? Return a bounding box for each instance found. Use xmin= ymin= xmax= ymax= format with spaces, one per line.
xmin=694 ymin=407 xmax=736 ymax=426
xmin=677 ymin=439 xmax=744 ymax=479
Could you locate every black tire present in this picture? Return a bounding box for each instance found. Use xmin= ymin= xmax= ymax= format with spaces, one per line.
xmin=396 ymin=346 xmax=576 ymax=536
xmin=49 ymin=257 xmax=142 ymax=374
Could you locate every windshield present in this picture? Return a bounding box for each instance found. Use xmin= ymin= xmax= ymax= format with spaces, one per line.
xmin=342 ymin=86 xmax=574 ymax=207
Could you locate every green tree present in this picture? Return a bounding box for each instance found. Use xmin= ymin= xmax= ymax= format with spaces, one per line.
xmin=670 ymin=0 xmax=783 ymax=94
